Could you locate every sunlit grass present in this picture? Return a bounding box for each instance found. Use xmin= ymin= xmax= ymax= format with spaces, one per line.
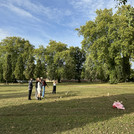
xmin=0 ymin=82 xmax=134 ymax=134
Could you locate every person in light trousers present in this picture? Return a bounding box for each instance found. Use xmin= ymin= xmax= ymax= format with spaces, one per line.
xmin=41 ymin=78 xmax=49 ymax=98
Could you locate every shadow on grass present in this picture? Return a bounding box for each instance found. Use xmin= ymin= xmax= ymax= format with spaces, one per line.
xmin=0 ymin=93 xmax=133 ymax=134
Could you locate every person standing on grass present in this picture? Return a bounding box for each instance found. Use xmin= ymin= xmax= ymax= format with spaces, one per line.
xmin=35 ymin=78 xmax=39 ymax=99
xmin=42 ymin=78 xmax=49 ymax=98
xmin=37 ymin=79 xmax=42 ymax=100
xmin=28 ymin=78 xmax=33 ymax=100
xmin=52 ymin=80 xmax=56 ymax=94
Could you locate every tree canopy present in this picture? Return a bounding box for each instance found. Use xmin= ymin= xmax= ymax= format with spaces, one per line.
xmin=77 ymin=5 xmax=134 ymax=83
xmin=0 ymin=38 xmax=85 ymax=82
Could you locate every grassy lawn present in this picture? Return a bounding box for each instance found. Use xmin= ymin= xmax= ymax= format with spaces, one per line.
xmin=0 ymin=82 xmax=134 ymax=134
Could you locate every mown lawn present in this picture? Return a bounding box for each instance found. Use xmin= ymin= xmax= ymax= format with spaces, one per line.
xmin=0 ymin=82 xmax=134 ymax=134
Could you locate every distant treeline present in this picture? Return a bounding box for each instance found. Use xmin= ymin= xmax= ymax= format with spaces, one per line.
xmin=0 ymin=38 xmax=85 ymax=83
xmin=0 ymin=5 xmax=134 ymax=84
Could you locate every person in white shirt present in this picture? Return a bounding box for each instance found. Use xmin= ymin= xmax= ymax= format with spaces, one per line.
xmin=37 ymin=79 xmax=42 ymax=100
xmin=35 ymin=78 xmax=39 ymax=99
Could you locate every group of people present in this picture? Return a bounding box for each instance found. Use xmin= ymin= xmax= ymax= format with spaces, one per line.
xmin=28 ymin=78 xmax=56 ymax=100
xmin=35 ymin=77 xmax=49 ymax=100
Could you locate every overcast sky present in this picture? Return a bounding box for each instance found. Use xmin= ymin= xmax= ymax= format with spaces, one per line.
xmin=0 ymin=0 xmax=134 ymax=48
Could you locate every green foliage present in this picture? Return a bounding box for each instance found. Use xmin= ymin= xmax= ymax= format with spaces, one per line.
xmin=23 ymin=55 xmax=35 ymax=79
xmin=34 ymin=59 xmax=42 ymax=78
xmin=41 ymin=62 xmax=47 ymax=78
xmin=77 ymin=5 xmax=134 ymax=83
xmin=34 ymin=45 xmax=46 ymax=62
xmin=0 ymin=61 xmax=3 ymax=82
xmin=0 ymin=37 xmax=34 ymax=81
xmin=69 ymin=47 xmax=86 ymax=82
xmin=109 ymin=70 xmax=118 ymax=84
xmin=46 ymin=45 xmax=86 ymax=82
xmin=45 ymin=40 xmax=67 ymax=82
xmin=0 ymin=38 xmax=85 ymax=82
xmin=56 ymin=50 xmax=75 ymax=80
xmin=47 ymin=63 xmax=57 ymax=80
xmin=34 ymin=45 xmax=47 ymax=79
xmin=14 ymin=56 xmax=25 ymax=80
xmin=3 ymin=54 xmax=12 ymax=83
xmin=130 ymin=69 xmax=134 ymax=80
xmin=34 ymin=59 xmax=47 ymax=78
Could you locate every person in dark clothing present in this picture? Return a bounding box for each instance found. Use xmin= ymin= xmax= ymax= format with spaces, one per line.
xmin=28 ymin=78 xmax=33 ymax=100
xmin=52 ymin=80 xmax=56 ymax=94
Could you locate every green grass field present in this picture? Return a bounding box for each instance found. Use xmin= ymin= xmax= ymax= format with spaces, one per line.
xmin=0 ymin=82 xmax=134 ymax=134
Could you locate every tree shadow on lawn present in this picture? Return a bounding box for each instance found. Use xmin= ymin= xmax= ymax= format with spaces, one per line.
xmin=0 ymin=94 xmax=133 ymax=134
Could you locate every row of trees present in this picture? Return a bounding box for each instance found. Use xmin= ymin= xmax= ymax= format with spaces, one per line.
xmin=0 ymin=38 xmax=85 ymax=83
xmin=77 ymin=5 xmax=134 ymax=83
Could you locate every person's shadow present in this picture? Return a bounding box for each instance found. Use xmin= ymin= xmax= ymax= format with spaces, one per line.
xmin=0 ymin=93 xmax=133 ymax=134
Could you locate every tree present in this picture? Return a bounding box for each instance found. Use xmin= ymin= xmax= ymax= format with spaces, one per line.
xmin=53 ymin=47 xmax=86 ymax=82
xmin=0 ymin=49 xmax=4 ymax=82
xmin=14 ymin=56 xmax=25 ymax=80
xmin=34 ymin=45 xmax=46 ymax=62
xmin=54 ymin=50 xmax=75 ymax=80
xmin=0 ymin=37 xmax=34 ymax=80
xmin=69 ymin=47 xmax=85 ymax=82
xmin=34 ymin=59 xmax=46 ymax=78
xmin=0 ymin=62 xmax=3 ymax=82
xmin=115 ymin=5 xmax=134 ymax=81
xmin=23 ymin=55 xmax=35 ymax=79
xmin=34 ymin=45 xmax=47 ymax=78
xmin=3 ymin=54 xmax=12 ymax=83
xmin=41 ymin=62 xmax=47 ymax=79
xmin=77 ymin=6 xmax=134 ymax=83
xmin=45 ymin=40 xmax=67 ymax=82
xmin=77 ymin=8 xmax=115 ymax=82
